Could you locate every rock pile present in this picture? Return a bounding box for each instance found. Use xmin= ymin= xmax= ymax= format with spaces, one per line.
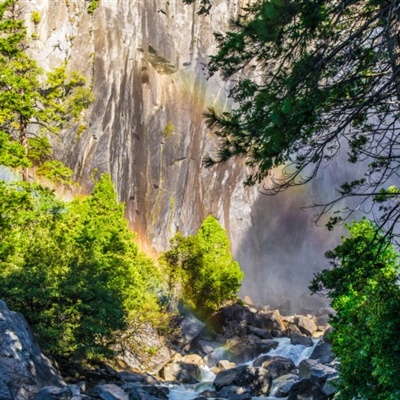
xmin=0 ymin=299 xmax=338 ymax=399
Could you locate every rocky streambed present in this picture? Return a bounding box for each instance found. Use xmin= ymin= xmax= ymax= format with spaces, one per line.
xmin=0 ymin=299 xmax=338 ymax=400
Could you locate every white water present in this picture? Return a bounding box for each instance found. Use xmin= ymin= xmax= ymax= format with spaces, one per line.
xmin=165 ymin=338 xmax=318 ymax=399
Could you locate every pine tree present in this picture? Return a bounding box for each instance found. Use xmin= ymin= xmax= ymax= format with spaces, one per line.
xmin=0 ymin=0 xmax=93 ymax=181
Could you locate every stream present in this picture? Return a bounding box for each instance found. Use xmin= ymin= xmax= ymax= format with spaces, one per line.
xmin=166 ymin=338 xmax=317 ymax=400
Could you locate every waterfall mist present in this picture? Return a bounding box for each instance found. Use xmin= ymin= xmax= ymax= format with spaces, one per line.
xmin=233 ymin=157 xmax=363 ymax=315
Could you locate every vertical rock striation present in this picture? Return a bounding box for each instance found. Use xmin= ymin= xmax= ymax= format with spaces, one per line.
xmin=24 ymin=0 xmax=339 ymax=312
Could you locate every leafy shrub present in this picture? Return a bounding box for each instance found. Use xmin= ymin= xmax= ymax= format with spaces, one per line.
xmin=31 ymin=10 xmax=41 ymax=25
xmin=310 ymin=219 xmax=400 ymax=400
xmin=0 ymin=175 xmax=162 ymax=359
xmin=162 ymin=215 xmax=244 ymax=317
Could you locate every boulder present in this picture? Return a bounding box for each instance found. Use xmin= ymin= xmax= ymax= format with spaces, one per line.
xmin=0 ymin=300 xmax=65 ymax=399
xmin=286 ymin=323 xmax=302 ymax=336
xmin=252 ymin=355 xmax=271 ymax=368
xmin=211 ymin=304 xmax=257 ymax=337
xmin=213 ymin=366 xmax=271 ymax=396
xmin=177 ymin=314 xmax=206 ymax=346
xmin=127 ymin=387 xmax=164 ymax=400
xmin=212 ymin=359 xmax=236 ymax=374
xmin=270 ymin=374 xmax=299 ymax=397
xmin=296 ymin=315 xmax=318 ymax=337
xmin=290 ymin=333 xmax=313 ymax=347
xmin=309 ymin=340 xmax=334 ymax=365
xmin=203 ymin=346 xmax=229 ymax=367
xmin=263 ymin=310 xmax=286 ymax=332
xmin=34 ymin=386 xmax=72 ymax=400
xmin=86 ymin=384 xmax=128 ymax=400
xmin=159 ymin=361 xmax=201 ymax=383
xmin=287 ymin=379 xmax=328 ymax=400
xmin=247 ymin=326 xmax=273 ymax=340
xmin=116 ymin=324 xmax=170 ymax=374
xmin=227 ymin=336 xmax=279 ymax=364
xmin=261 ymin=356 xmax=296 ymax=379
xmin=217 ymin=386 xmax=252 ymax=400
xmin=181 ymin=354 xmax=205 ymax=367
xmin=299 ymin=359 xmax=338 ymax=385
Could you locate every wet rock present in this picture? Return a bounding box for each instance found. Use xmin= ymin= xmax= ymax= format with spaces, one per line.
xmin=261 ymin=356 xmax=296 ymax=379
xmin=290 ymin=333 xmax=313 ymax=347
xmin=217 ymin=385 xmax=252 ymax=400
xmin=309 ymin=340 xmax=334 ymax=365
xmin=299 ymin=359 xmax=338 ymax=385
xmin=0 ymin=300 xmax=64 ymax=399
xmin=213 ymin=366 xmax=271 ymax=396
xmin=228 ymin=336 xmax=279 ymax=364
xmin=252 ymin=355 xmax=272 ymax=368
xmin=296 ymin=316 xmax=318 ymax=336
xmin=287 ymin=379 xmax=328 ymax=400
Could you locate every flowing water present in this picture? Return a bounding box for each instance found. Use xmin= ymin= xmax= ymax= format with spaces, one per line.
xmin=165 ymin=338 xmax=317 ymax=399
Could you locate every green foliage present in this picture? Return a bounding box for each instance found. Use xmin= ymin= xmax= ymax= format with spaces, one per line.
xmin=0 ymin=130 xmax=30 ymax=167
xmin=87 ymin=0 xmax=100 ymax=14
xmin=162 ymin=121 xmax=175 ymax=139
xmin=0 ymin=175 xmax=162 ymax=359
xmin=36 ymin=160 xmax=74 ymax=185
xmin=0 ymin=0 xmax=94 ymax=178
xmin=162 ymin=216 xmax=244 ymax=317
xmin=202 ymin=0 xmax=400 ymax=234
xmin=30 ymin=10 xmax=41 ymax=25
xmin=310 ymin=219 xmax=400 ymax=400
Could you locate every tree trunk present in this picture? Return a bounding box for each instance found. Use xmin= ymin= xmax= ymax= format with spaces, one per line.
xmin=20 ymin=116 xmax=28 ymax=182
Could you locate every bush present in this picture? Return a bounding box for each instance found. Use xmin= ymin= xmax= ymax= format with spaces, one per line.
xmin=0 ymin=175 xmax=162 ymax=359
xmin=310 ymin=219 xmax=400 ymax=400
xmin=31 ymin=10 xmax=41 ymax=25
xmin=162 ymin=215 xmax=244 ymax=317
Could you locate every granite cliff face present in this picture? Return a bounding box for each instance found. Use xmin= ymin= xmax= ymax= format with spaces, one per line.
xmin=25 ymin=0 xmax=338 ymax=312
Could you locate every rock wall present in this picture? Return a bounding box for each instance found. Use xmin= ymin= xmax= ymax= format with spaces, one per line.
xmin=0 ymin=300 xmax=64 ymax=399
xmin=23 ymin=0 xmax=339 ymax=312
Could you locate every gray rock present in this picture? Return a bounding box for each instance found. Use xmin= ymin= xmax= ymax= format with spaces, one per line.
xmin=34 ymin=386 xmax=72 ymax=400
xmin=287 ymin=379 xmax=328 ymax=400
xmin=261 ymin=356 xmax=296 ymax=379
xmin=252 ymin=355 xmax=271 ymax=368
xmin=270 ymin=374 xmax=299 ymax=397
xmin=177 ymin=314 xmax=206 ymax=346
xmin=217 ymin=386 xmax=252 ymax=400
xmin=159 ymin=361 xmax=201 ymax=383
xmin=0 ymin=378 xmax=12 ymax=400
xmin=228 ymin=337 xmax=279 ymax=364
xmin=299 ymin=359 xmax=338 ymax=385
xmin=87 ymin=384 xmax=128 ymax=400
xmin=0 ymin=300 xmax=64 ymax=399
xmin=296 ymin=315 xmax=318 ymax=336
xmin=290 ymin=333 xmax=314 ymax=347
xmin=309 ymin=340 xmax=334 ymax=365
xmin=247 ymin=326 xmax=273 ymax=339
xmin=214 ymin=366 xmax=271 ymax=396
